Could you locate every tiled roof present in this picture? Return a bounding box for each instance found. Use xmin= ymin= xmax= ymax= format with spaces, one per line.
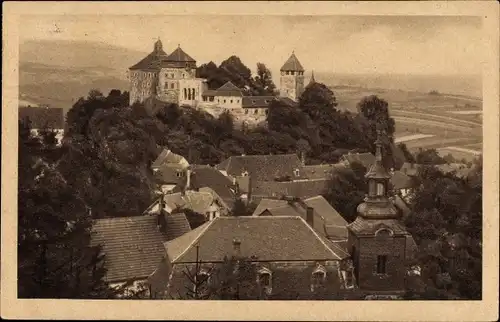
xmin=252 ymin=196 xmax=348 ymax=240
xmin=163 ymin=191 xmax=215 ymax=215
xmin=154 ymin=168 xmax=184 ymax=185
xmin=90 ymin=216 xmax=167 ymax=282
xmin=242 ymin=96 xmax=276 ymax=108
xmin=301 ymin=163 xmax=346 ymax=180
xmin=129 ymin=49 xmax=169 ymax=71
xmin=347 ymin=217 xmax=409 ymax=236
xmin=165 ymin=46 xmax=196 ymax=63
xmin=341 ymin=152 xmax=376 ymax=169
xmin=187 ymin=165 xmax=236 ymax=208
xmin=251 ymin=179 xmax=330 ymax=200
xmin=202 ymin=81 xmax=244 ymax=97
xmin=164 ymin=212 xmax=192 ymax=241
xmin=390 ymin=170 xmax=414 ymax=190
xmin=165 ymin=216 xmax=348 ymax=263
xmin=19 ymin=106 xmax=64 ymax=129
xmin=216 ymin=154 xmax=303 ymax=181
xmin=280 ymin=52 xmax=305 ymax=72
xmin=151 ymin=149 xmax=188 ymax=169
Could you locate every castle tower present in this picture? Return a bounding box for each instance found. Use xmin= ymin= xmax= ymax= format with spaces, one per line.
xmin=279 ymin=51 xmax=305 ymax=101
xmin=128 ymin=38 xmax=168 ymax=105
xmin=347 ymin=129 xmax=414 ymax=295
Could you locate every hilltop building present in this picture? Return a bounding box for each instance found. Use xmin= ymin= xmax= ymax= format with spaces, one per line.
xmin=128 ymin=39 xmax=311 ymax=124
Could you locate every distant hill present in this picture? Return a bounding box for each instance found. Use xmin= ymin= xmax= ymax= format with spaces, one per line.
xmin=19 ymin=40 xmax=148 ymax=114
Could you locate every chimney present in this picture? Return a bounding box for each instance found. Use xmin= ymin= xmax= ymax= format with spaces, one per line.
xmin=157 ymin=196 xmax=167 ymax=232
xmin=306 ymin=206 xmax=314 ymax=227
xmin=247 ymin=175 xmax=253 ymax=204
xmin=299 ymin=151 xmax=306 ymax=166
xmin=232 ymin=238 xmax=241 ymax=257
xmin=185 ymin=168 xmax=192 ymax=190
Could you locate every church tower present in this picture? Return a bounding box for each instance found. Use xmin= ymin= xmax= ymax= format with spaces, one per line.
xmin=347 ymin=129 xmax=414 ymax=295
xmin=279 ymin=51 xmax=305 ymax=101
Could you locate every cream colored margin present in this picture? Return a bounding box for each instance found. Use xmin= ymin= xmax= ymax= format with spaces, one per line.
xmin=1 ymin=1 xmax=498 ymax=321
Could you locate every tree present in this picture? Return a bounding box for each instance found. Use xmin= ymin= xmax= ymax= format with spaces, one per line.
xmin=397 ymin=143 xmax=416 ymax=163
xmin=18 ymin=119 xmax=114 ymax=298
xmin=253 ymin=63 xmax=277 ymax=96
xmin=231 ymin=198 xmax=250 ymax=216
xmin=415 ymin=148 xmax=447 ymax=165
xmin=298 ymin=82 xmax=338 ymax=116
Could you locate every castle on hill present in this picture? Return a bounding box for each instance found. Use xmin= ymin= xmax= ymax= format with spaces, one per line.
xmin=128 ymin=39 xmax=314 ymax=124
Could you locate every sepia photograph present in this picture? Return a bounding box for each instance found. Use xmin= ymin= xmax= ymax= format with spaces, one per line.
xmin=2 ymin=1 xmax=499 ymax=320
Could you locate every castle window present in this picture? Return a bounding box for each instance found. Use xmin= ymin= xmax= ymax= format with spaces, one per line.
xmin=376 ymin=255 xmax=387 ymax=274
xmin=184 ymin=88 xmax=187 ymax=100
xmin=291 ymin=71 xmax=295 ymax=75
xmin=245 ymin=109 xmax=249 ymax=114
xmin=224 ymin=99 xmax=226 ymax=103
xmin=182 ymin=73 xmax=185 ymax=78
xmin=209 ymin=96 xmax=214 ymax=102
xmin=254 ymin=109 xmax=258 ymax=115
xmin=230 ymin=99 xmax=233 ymax=103
xmin=171 ymin=83 xmax=175 ymax=89
xmin=311 ymin=265 xmax=326 ymax=292
xmin=286 ymin=71 xmax=290 ymax=75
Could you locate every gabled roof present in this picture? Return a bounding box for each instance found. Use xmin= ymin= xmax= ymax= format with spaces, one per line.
xmin=19 ymin=106 xmax=64 ymax=129
xmin=391 ymin=170 xmax=414 ymax=190
xmin=341 ymin=152 xmax=376 ymax=169
xmin=252 ymin=196 xmax=348 ymax=240
xmin=165 ymin=46 xmax=196 ymax=63
xmin=177 ymin=165 xmax=236 ymax=209
xmin=202 ymin=81 xmax=244 ymax=97
xmin=164 ymin=212 xmax=192 ymax=241
xmin=251 ymin=179 xmax=330 ymax=201
xmin=301 ymin=163 xmax=346 ymax=180
xmin=163 ymin=191 xmax=215 ymax=215
xmin=242 ymin=96 xmax=276 ymax=108
xmin=151 ymin=148 xmax=188 ymax=169
xmin=129 ymin=48 xmax=169 ymax=71
xmin=165 ymin=216 xmax=349 ymax=263
xmin=90 ymin=216 xmax=167 ymax=282
xmin=216 ymin=154 xmax=303 ymax=181
xmin=280 ymin=52 xmax=305 ymax=72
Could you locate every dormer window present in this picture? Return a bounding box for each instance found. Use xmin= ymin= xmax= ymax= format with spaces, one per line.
xmin=294 ymin=168 xmax=300 ymax=176
xmin=242 ymin=171 xmax=249 ymax=177
xmin=257 ymin=267 xmax=272 ymax=294
xmin=311 ymin=264 xmax=327 ymax=292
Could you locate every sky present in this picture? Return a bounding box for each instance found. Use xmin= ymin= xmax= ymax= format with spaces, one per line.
xmin=19 ymin=15 xmax=484 ymax=76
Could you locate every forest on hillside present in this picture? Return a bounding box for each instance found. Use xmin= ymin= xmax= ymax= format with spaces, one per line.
xmin=18 ymin=55 xmax=482 ymax=300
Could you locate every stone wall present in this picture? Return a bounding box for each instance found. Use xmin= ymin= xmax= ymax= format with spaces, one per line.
xmin=279 ymin=74 xmax=305 ymax=101
xmin=129 ymin=70 xmax=158 ymax=105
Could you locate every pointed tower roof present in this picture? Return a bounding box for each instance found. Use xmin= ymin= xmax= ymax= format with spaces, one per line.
xmin=280 ymin=52 xmax=305 ymax=72
xmin=308 ymin=70 xmax=316 ymax=86
xmin=365 ymin=130 xmax=392 ymax=180
xmin=129 ymin=38 xmax=168 ymax=71
xmin=165 ymin=45 xmax=196 ymax=63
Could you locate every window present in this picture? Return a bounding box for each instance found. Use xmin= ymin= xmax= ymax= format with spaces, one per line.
xmin=182 ymin=73 xmax=185 ymax=78
xmin=171 ymin=83 xmax=175 ymax=89
xmin=377 ymin=183 xmax=385 ymax=196
xmin=257 ymin=268 xmax=272 ymax=294
xmin=245 ymin=109 xmax=249 ymax=114
xmin=311 ymin=265 xmax=326 ymax=292
xmin=369 ymin=180 xmax=376 ymax=196
xmin=291 ymin=71 xmax=295 ymax=75
xmin=236 ymin=99 xmax=239 ymax=103
xmin=376 ymin=255 xmax=387 ymax=274
xmin=224 ymin=99 xmax=226 ymax=103
xmin=265 ymin=109 xmax=269 ymax=115
xmin=209 ymin=97 xmax=214 ymax=102
xmin=294 ymin=168 xmax=300 ymax=176
xmin=176 ymin=171 xmax=185 ymax=178
xmin=171 ymin=73 xmax=174 ymax=78
xmin=230 ymin=99 xmax=233 ymax=103
xmin=184 ymin=88 xmax=188 ymax=100
xmin=254 ymin=109 xmax=258 ymax=115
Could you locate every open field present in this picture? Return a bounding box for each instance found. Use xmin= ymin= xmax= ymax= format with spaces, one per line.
xmin=437 ymin=148 xmax=481 ymax=163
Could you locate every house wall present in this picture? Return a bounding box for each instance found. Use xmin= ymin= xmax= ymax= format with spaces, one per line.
xmin=354 ymin=235 xmax=407 ymax=292
xmin=166 ymin=260 xmax=349 ymax=300
xmin=212 ymin=95 xmax=243 ymax=109
xmin=129 ymin=70 xmax=158 ymax=105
